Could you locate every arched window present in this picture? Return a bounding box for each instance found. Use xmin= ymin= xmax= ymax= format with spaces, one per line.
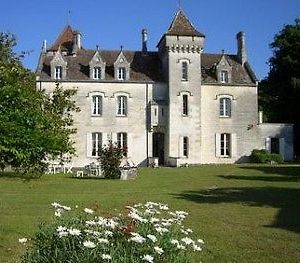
xmin=219 ymin=97 xmax=231 ymax=117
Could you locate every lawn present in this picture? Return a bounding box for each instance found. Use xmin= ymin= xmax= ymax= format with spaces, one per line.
xmin=0 ymin=165 xmax=300 ymax=262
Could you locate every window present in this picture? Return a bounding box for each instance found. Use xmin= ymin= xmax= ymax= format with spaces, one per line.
xmin=92 ymin=95 xmax=102 ymax=116
xmin=271 ymin=138 xmax=280 ymax=154
xmin=117 ymin=96 xmax=127 ymax=116
xmin=183 ymin=94 xmax=188 ymax=116
xmin=219 ymin=97 xmax=231 ymax=117
xmin=55 ymin=66 xmax=62 ymax=79
xmin=183 ymin=137 xmax=189 ymax=157
xmin=220 ymin=70 xmax=229 ymax=83
xmin=93 ymin=67 xmax=101 ymax=79
xmin=220 ymin=133 xmax=231 ymax=157
xmin=117 ymin=132 xmax=127 ymax=156
xmin=91 ymin=132 xmax=102 ymax=157
xmin=118 ymin=67 xmax=126 ymax=80
xmin=182 ymin=61 xmax=188 ymax=81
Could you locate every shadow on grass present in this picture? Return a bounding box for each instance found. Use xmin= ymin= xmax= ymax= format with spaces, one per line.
xmin=219 ymin=166 xmax=300 ymax=182
xmin=174 ymin=187 xmax=300 ymax=233
xmin=0 ymin=171 xmax=40 ymax=180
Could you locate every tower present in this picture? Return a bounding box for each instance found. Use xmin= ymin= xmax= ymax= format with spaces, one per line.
xmin=157 ymin=10 xmax=205 ymax=165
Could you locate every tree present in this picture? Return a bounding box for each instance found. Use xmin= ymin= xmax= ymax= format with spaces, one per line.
xmin=0 ymin=32 xmax=79 ymax=176
xmin=259 ymin=18 xmax=300 ymax=155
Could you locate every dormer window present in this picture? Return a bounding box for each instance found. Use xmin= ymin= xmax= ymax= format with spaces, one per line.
xmin=89 ymin=51 xmax=106 ymax=80
xmin=220 ymin=70 xmax=229 ymax=83
xmin=50 ymin=49 xmax=67 ymax=80
xmin=118 ymin=67 xmax=126 ymax=80
xmin=216 ymin=54 xmax=232 ymax=84
xmin=93 ymin=67 xmax=101 ymax=80
xmin=114 ymin=51 xmax=130 ymax=81
xmin=55 ymin=66 xmax=62 ymax=79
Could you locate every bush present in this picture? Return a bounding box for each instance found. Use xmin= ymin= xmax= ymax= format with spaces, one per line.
xmin=269 ymin=153 xmax=283 ymax=164
xmin=21 ymin=201 xmax=204 ymax=263
xmin=98 ymin=141 xmax=126 ymax=179
xmin=250 ymin=149 xmax=283 ymax=164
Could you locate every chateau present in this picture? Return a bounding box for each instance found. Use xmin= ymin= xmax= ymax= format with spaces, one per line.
xmin=36 ymin=10 xmax=293 ymax=167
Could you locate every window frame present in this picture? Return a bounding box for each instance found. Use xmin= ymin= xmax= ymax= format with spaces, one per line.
xmin=183 ymin=136 xmax=189 ymax=157
xmin=219 ymin=97 xmax=231 ymax=118
xmin=182 ymin=94 xmax=188 ymax=116
xmin=91 ymin=95 xmax=103 ymax=116
xmin=117 ymin=132 xmax=128 ymax=156
xmin=93 ymin=67 xmax=101 ymax=80
xmin=116 ymin=95 xmax=128 ymax=116
xmin=220 ymin=133 xmax=231 ymax=157
xmin=55 ymin=66 xmax=62 ymax=80
xmin=91 ymin=132 xmax=102 ymax=157
xmin=220 ymin=70 xmax=229 ymax=84
xmin=181 ymin=61 xmax=188 ymax=81
xmin=117 ymin=67 xmax=126 ymax=80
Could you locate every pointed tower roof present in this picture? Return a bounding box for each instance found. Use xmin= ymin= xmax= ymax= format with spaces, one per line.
xmin=48 ymin=25 xmax=74 ymax=52
xmin=166 ymin=10 xmax=205 ymax=37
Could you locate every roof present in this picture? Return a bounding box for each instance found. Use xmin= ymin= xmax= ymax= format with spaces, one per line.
xmin=166 ymin=10 xmax=205 ymax=37
xmin=201 ymin=53 xmax=256 ymax=84
xmin=37 ymin=50 xmax=256 ymax=85
xmin=38 ymin=50 xmax=162 ymax=82
xmin=48 ymin=25 xmax=74 ymax=52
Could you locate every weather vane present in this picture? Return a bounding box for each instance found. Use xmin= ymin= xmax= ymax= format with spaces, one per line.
xmin=67 ymin=10 xmax=71 ymax=25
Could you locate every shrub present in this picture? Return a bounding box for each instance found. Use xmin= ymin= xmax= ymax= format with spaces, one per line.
xmin=250 ymin=149 xmax=283 ymax=164
xmin=269 ymin=153 xmax=283 ymax=164
xmin=98 ymin=141 xmax=126 ymax=179
xmin=21 ymin=201 xmax=204 ymax=263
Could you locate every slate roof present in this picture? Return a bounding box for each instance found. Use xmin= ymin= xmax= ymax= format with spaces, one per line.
xmin=166 ymin=10 xmax=205 ymax=37
xmin=38 ymin=49 xmax=162 ymax=82
xmin=201 ymin=54 xmax=257 ymax=84
xmin=48 ymin=25 xmax=74 ymax=52
xmin=37 ymin=50 xmax=256 ymax=85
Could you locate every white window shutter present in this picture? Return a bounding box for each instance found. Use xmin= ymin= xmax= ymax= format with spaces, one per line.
xmin=215 ymin=133 xmax=221 ymax=157
xmin=265 ymin=137 xmax=271 ymax=152
xmin=279 ymin=138 xmax=285 ymax=160
xmin=86 ymin=133 xmax=92 ymax=157
xmin=231 ymin=133 xmax=237 ymax=158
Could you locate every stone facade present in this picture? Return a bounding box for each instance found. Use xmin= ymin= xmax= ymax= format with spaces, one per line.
xmin=36 ymin=10 xmax=294 ymax=167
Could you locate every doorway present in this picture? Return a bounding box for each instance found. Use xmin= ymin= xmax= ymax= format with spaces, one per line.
xmin=153 ymin=133 xmax=165 ymax=165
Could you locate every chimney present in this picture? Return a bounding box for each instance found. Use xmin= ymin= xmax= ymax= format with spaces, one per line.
xmin=236 ymin=31 xmax=247 ymax=66
xmin=42 ymin=40 xmax=47 ymax=53
xmin=72 ymin=30 xmax=81 ymax=54
xmin=142 ymin=29 xmax=148 ymax=53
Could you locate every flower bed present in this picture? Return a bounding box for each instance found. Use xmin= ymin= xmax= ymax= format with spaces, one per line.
xmin=20 ymin=201 xmax=204 ymax=262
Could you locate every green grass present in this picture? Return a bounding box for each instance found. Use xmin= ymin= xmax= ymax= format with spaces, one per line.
xmin=1 ymin=165 xmax=300 ymax=262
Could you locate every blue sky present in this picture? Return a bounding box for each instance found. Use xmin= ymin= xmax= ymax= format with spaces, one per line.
xmin=1 ymin=0 xmax=299 ymax=79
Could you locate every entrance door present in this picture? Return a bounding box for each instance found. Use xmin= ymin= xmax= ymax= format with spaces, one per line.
xmin=153 ymin=133 xmax=165 ymax=165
